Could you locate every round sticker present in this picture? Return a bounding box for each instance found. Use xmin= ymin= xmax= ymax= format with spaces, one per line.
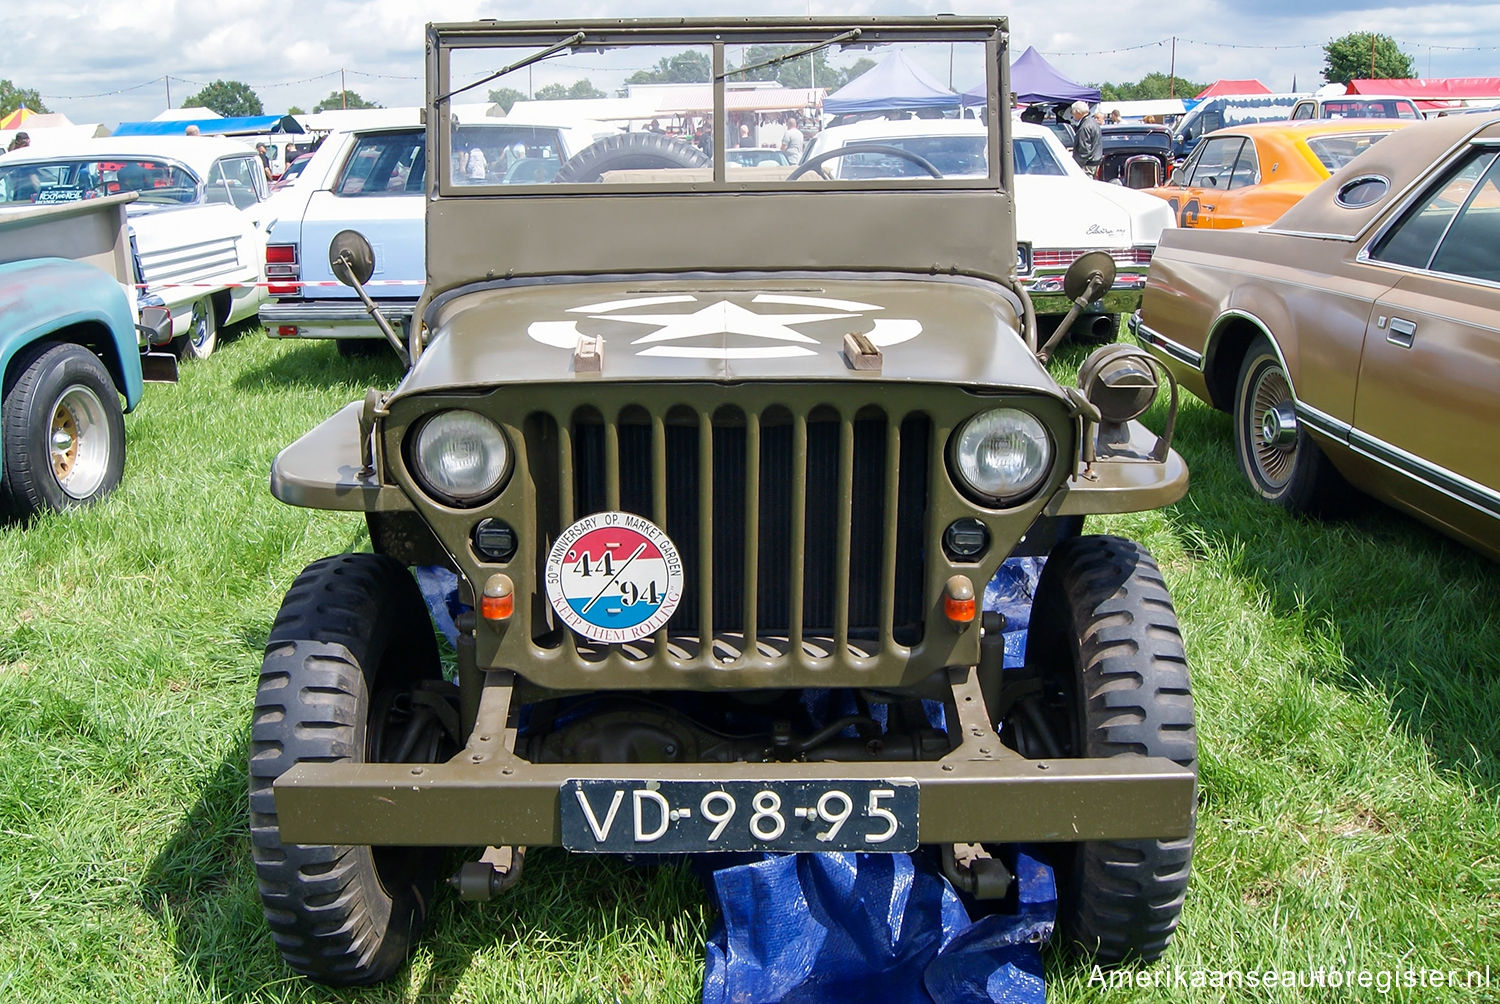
xmin=545 ymin=511 xmax=684 ymax=643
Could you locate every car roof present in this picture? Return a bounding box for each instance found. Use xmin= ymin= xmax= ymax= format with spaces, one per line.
xmin=2 ymin=135 xmax=258 ymax=173
xmin=1270 ymin=113 xmax=1500 ymax=239
xmin=1202 ymin=119 xmax=1416 ymax=140
xmin=815 ymin=117 xmax=988 ymax=144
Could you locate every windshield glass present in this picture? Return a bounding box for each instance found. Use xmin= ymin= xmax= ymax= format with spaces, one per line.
xmin=0 ymin=158 xmax=198 ymax=205
xmin=438 ymin=26 xmax=995 ymax=190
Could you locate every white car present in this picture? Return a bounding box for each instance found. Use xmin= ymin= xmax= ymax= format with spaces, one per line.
xmin=0 ymin=136 xmax=271 ymax=358
xmin=801 ymin=118 xmax=1174 ymax=338
xmin=260 ymin=117 xmax=619 ymax=353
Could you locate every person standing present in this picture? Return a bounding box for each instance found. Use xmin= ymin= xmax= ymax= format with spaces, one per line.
xmin=255 ymin=142 xmax=273 ymax=181
xmin=1070 ymin=100 xmax=1102 ymax=173
xmin=781 ymin=115 xmax=804 ymax=163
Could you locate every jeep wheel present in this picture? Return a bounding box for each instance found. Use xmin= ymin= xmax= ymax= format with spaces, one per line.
xmin=554 ymin=132 xmax=709 ymax=183
xmin=1023 ymin=535 xmax=1196 ymax=965
xmin=249 ymin=553 xmax=448 ymax=986
xmin=1233 ymin=337 xmax=1349 ymax=516
xmin=1 ymin=342 xmax=125 ymax=518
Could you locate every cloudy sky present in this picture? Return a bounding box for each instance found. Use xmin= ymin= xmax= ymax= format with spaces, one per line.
xmin=6 ymin=1 xmax=1500 ymax=127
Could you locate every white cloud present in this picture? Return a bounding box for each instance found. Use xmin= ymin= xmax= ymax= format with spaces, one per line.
xmin=5 ymin=1 xmax=1500 ymax=126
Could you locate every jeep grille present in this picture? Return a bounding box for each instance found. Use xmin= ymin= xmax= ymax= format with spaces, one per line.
xmin=527 ymin=403 xmax=930 ymax=664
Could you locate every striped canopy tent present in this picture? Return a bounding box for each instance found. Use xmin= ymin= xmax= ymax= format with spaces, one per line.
xmin=0 ymin=106 xmax=38 ymax=130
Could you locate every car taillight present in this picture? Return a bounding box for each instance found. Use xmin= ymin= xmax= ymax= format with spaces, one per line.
xmin=266 ymin=244 xmax=299 ymax=296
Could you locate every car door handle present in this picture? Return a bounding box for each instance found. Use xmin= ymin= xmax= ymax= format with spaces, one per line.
xmin=1201 ymin=204 xmax=1215 ymax=211
xmin=1388 ymin=316 xmax=1417 ymax=348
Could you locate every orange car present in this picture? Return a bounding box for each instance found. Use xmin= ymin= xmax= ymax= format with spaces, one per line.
xmin=1146 ymin=119 xmax=1413 ymax=229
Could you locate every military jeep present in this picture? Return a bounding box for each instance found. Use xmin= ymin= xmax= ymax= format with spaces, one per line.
xmin=253 ymin=17 xmax=1197 ymax=986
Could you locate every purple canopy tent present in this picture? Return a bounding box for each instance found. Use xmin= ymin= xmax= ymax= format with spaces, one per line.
xmin=823 ymin=49 xmax=960 ymax=115
xmin=963 ymin=46 xmax=1100 ymax=107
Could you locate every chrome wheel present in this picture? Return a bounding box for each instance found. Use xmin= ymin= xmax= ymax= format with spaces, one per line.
xmin=1246 ymin=363 xmax=1296 ymax=488
xmin=184 ymin=297 xmax=218 ymax=359
xmin=49 ymin=384 xmax=111 ymax=500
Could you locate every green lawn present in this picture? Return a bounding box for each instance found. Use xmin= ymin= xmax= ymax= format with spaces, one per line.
xmin=0 ymin=329 xmax=1495 ymax=1003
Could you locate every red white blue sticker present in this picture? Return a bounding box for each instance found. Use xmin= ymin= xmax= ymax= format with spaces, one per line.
xmin=545 ymin=512 xmax=684 ymax=643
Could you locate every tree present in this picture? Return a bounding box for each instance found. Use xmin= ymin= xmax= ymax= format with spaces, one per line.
xmin=286 ymin=105 xmax=306 ymax=116
xmin=1096 ymin=73 xmax=1205 ymax=102
xmin=312 ymin=90 xmax=380 ymax=113
xmin=488 ymin=87 xmax=527 ymax=113
xmin=728 ymin=45 xmax=857 ymax=90
xmin=182 ymin=80 xmax=262 ymax=117
xmin=627 ymin=51 xmax=711 ymax=84
xmin=1323 ymin=32 xmax=1415 ymax=85
xmin=0 ymin=80 xmax=48 ymax=117
xmin=534 ymin=79 xmax=607 ymax=101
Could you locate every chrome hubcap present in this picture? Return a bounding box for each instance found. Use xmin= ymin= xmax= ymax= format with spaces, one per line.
xmin=49 ymin=386 xmax=109 ymax=499
xmin=1261 ymin=403 xmax=1298 ymax=448
xmin=1249 ymin=365 xmax=1296 ymax=487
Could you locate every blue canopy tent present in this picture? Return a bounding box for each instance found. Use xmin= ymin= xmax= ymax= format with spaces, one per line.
xmin=112 ymin=114 xmax=304 ymax=137
xmin=964 ymin=46 xmax=1100 ymax=107
xmin=823 ymin=49 xmax=959 ymax=116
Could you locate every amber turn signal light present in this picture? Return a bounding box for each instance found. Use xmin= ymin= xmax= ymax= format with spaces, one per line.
xmin=944 ymin=574 xmax=976 ymax=625
xmin=481 ymin=573 xmax=514 ymax=621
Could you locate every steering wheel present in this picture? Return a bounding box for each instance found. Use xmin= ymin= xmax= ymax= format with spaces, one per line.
xmin=788 ymin=143 xmax=944 ymax=181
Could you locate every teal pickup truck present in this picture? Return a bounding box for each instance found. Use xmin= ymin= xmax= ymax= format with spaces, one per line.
xmin=0 ymin=193 xmax=176 ymax=518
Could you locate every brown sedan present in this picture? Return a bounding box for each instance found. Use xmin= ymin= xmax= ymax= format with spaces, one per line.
xmin=1132 ymin=113 xmax=1500 ymax=560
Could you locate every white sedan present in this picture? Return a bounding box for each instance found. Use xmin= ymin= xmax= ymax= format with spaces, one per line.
xmin=0 ymin=136 xmax=271 ymax=359
xmin=260 ymin=114 xmax=619 ymax=353
xmin=801 ymin=118 xmax=1174 ymax=339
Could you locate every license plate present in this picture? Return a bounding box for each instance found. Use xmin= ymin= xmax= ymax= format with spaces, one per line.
xmin=1016 ymin=242 xmax=1032 ymax=276
xmin=560 ymin=778 xmax=919 ymax=853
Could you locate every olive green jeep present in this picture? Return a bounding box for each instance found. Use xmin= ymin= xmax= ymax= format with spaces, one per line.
xmin=253 ymin=17 xmax=1196 ymax=986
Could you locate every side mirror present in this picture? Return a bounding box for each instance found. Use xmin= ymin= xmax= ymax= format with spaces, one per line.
xmin=1036 ymin=252 xmax=1118 ymax=362
xmin=326 ymin=229 xmax=413 ymax=367
xmin=329 ymin=229 xmax=377 ymax=286
xmin=1063 ymin=250 xmax=1116 ymax=305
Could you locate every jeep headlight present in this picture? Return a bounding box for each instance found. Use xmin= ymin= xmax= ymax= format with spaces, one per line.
xmin=410 ymin=410 xmax=510 ymax=506
xmin=950 ymin=408 xmax=1052 ymax=505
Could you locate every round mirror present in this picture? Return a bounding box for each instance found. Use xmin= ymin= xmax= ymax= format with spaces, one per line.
xmin=328 ymin=230 xmax=376 ymax=287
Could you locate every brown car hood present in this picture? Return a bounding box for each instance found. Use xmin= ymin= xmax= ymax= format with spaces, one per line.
xmin=398 ymin=275 xmax=1058 ymax=398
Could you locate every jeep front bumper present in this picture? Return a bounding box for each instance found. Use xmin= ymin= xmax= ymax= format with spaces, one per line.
xmin=273 ymin=667 xmax=1196 ymax=847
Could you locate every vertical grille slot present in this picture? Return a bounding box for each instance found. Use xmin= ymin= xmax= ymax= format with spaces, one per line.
xmin=537 ymin=400 xmax=929 ymax=660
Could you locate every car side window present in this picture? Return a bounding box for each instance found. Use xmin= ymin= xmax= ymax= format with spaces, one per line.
xmin=205 ymin=156 xmax=266 ymax=209
xmin=1186 ymin=137 xmax=1242 ymax=189
xmin=1226 ymin=139 xmax=1259 ymax=189
xmin=1291 ymin=103 xmax=1312 ymax=120
xmin=337 ymin=131 xmax=425 ymax=196
xmin=1370 ymin=149 xmax=1500 ymax=279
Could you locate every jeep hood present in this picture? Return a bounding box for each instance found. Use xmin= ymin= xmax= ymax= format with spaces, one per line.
xmin=396 ymin=275 xmax=1060 ymax=398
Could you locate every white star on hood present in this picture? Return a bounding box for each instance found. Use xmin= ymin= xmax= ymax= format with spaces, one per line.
xmin=598 ymin=300 xmax=858 ymax=346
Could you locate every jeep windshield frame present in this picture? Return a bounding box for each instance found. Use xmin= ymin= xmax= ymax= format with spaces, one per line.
xmin=428 ymin=18 xmax=1011 ymax=196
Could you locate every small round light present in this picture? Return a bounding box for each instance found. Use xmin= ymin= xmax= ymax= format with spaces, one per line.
xmin=411 ymin=410 xmax=509 ymax=506
xmin=943 ymin=518 xmax=990 ymax=561
xmin=950 ymin=409 xmax=1052 ymax=505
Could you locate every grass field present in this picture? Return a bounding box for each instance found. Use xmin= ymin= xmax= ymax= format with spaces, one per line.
xmin=1 ymin=326 xmax=1496 ymax=1003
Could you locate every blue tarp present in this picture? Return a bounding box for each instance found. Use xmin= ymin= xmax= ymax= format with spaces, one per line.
xmin=111 ymin=114 xmax=303 ymax=136
xmin=823 ymin=50 xmax=960 ymax=115
xmin=701 ymin=849 xmax=1053 ymax=1004
xmin=964 ymin=46 xmax=1100 ymax=107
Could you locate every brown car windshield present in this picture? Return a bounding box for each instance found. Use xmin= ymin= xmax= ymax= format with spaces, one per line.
xmin=436 ymin=26 xmax=997 ymax=191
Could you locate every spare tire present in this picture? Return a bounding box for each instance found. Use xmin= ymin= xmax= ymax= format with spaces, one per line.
xmin=554 ymin=132 xmax=709 ymax=183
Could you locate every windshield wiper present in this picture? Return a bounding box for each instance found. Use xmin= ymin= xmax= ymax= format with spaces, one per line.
xmin=435 ymin=31 xmax=587 ymax=105
xmin=719 ymin=28 xmax=862 ymax=80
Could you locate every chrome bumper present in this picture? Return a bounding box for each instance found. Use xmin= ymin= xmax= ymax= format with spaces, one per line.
xmin=260 ymin=299 xmax=416 ymax=339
